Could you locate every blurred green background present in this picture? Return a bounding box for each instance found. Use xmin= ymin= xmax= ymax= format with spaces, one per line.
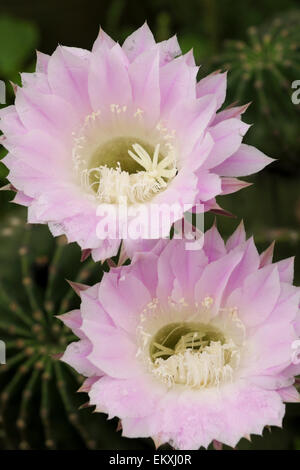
xmin=0 ymin=0 xmax=299 ymax=450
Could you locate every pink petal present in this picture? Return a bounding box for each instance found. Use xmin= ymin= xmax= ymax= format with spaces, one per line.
xmin=247 ymin=321 xmax=297 ymax=372
xmin=59 ymin=309 xmax=83 ymax=338
xmin=194 ymin=249 xmax=244 ymax=316
xmin=212 ymin=102 xmax=250 ymax=126
xmin=202 ymin=223 xmax=226 ymax=261
xmin=13 ymin=191 xmax=33 ymax=206
xmin=61 ymin=339 xmax=100 ymax=376
xmin=268 ymin=283 xmax=300 ymax=323
xmin=128 ymin=48 xmax=160 ymax=125
xmin=157 ymin=240 xmax=208 ymax=303
xmin=122 ymin=23 xmax=156 ymax=62
xmin=196 ymin=170 xmax=222 ymax=202
xmin=0 ymin=105 xmax=26 ymax=136
xmin=80 ymin=287 xmax=114 ymax=326
xmin=196 ymin=71 xmax=227 ymax=109
xmin=159 ymin=56 xmax=198 ymax=116
xmin=48 ymin=46 xmax=91 ymax=115
xmin=97 ymin=269 xmax=152 ymax=333
xmin=177 ymin=95 xmax=218 ymax=157
xmin=203 ymin=119 xmax=250 ymax=169
xmin=91 ymin=239 xmax=121 ymax=262
xmin=259 ymin=242 xmax=275 ymax=267
xmin=158 ymin=35 xmax=181 ymax=65
xmin=277 ymin=386 xmax=300 ymax=403
xmin=83 ymin=320 xmax=141 ymax=379
xmin=275 ymin=257 xmax=295 ymax=284
xmin=226 ymin=265 xmax=281 ymax=327
xmin=92 ymin=28 xmax=116 ymax=52
xmin=88 ymin=43 xmax=131 ymax=111
xmin=21 ymin=72 xmax=50 ymax=94
xmin=89 ymin=375 xmax=164 ymax=418
xmin=213 ymin=144 xmax=274 ymax=177
xmin=36 ymin=51 xmax=50 ymax=73
xmin=117 ymin=251 xmax=159 ymax=297
xmin=221 ymin=177 xmax=252 ymax=195
xmin=15 ymin=87 xmax=79 ymax=138
xmin=224 ymin=237 xmax=260 ymax=298
xmin=226 ymin=221 xmax=246 ymax=251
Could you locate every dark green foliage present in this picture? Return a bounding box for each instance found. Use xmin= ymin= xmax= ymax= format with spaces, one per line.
xmin=0 ymin=0 xmax=299 ymax=450
xmin=0 ymin=15 xmax=38 ymax=80
xmin=211 ymin=10 xmax=300 ymax=172
xmin=0 ymin=208 xmax=151 ymax=450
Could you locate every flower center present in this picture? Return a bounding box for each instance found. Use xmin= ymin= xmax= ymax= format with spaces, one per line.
xmin=149 ymin=322 xmax=226 ymax=360
xmin=72 ymin=107 xmax=178 ymax=204
xmin=89 ymin=137 xmax=156 ymax=175
xmin=84 ymin=138 xmax=176 ymax=203
xmin=149 ymin=322 xmax=240 ymax=389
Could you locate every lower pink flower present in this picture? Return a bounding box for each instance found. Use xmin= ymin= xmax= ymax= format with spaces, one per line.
xmin=60 ymin=222 xmax=300 ymax=449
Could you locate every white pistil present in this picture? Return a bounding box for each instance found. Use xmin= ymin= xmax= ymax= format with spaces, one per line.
xmin=128 ymin=143 xmax=177 ymax=179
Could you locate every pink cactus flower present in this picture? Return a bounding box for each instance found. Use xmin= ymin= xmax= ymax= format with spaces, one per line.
xmin=59 ymin=222 xmax=300 ymax=449
xmin=0 ymin=24 xmax=273 ymax=261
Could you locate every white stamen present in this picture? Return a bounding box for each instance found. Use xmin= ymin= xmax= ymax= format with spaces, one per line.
xmin=202 ymin=296 xmax=214 ymax=309
xmin=137 ymin=301 xmax=245 ymax=391
xmin=134 ymin=108 xmax=144 ymax=117
xmin=81 ymin=142 xmax=177 ymax=204
xmin=153 ymin=340 xmax=239 ymax=389
xmin=72 ymin=106 xmax=178 ymax=203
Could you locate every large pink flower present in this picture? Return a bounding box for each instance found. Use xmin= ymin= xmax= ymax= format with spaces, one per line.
xmin=0 ymin=24 xmax=273 ymax=261
xmin=60 ymin=222 xmax=300 ymax=449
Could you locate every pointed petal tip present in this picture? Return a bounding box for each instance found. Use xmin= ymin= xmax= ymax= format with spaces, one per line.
xmin=116 ymin=420 xmax=122 ymax=432
xmin=106 ymin=258 xmax=117 ymax=268
xmin=66 ymin=279 xmax=89 ymax=297
xmin=0 ymin=184 xmax=16 ymax=192
xmin=210 ymin=69 xmax=227 ymax=77
xmin=240 ymin=101 xmax=252 ymax=113
xmin=226 ymin=100 xmax=239 ymax=109
xmin=51 ymin=352 xmax=63 ymax=360
xmin=212 ymin=439 xmax=223 ymax=450
xmin=9 ymin=81 xmax=18 ymax=94
xmin=77 ymin=383 xmax=88 ymax=393
xmin=236 ymin=219 xmax=246 ymax=235
xmin=226 ymin=101 xmax=251 ymax=114
xmin=152 ymin=434 xmax=165 ymax=450
xmin=98 ymin=26 xmax=108 ymax=38
xmin=81 ymin=248 xmax=92 ymax=262
xmin=92 ymin=406 xmax=104 ymax=414
xmin=210 ymin=207 xmax=236 ymax=218
xmin=78 ymin=401 xmax=92 ymax=410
